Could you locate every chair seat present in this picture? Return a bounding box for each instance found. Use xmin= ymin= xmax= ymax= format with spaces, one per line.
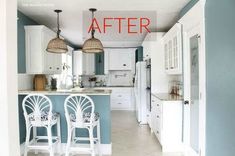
xmin=29 ymin=111 xmax=59 ymax=125
xmin=70 ymin=112 xmax=100 ymax=123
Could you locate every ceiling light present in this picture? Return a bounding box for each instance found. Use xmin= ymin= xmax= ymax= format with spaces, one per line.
xmin=82 ymin=8 xmax=104 ymax=53
xmin=46 ymin=10 xmax=68 ymax=53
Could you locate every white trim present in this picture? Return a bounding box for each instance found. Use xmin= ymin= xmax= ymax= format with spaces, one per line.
xmin=0 ymin=0 xmax=20 ymax=155
xmin=20 ymin=143 xmax=112 ymax=155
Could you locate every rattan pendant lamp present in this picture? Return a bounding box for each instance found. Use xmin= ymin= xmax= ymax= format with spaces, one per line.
xmin=82 ymin=8 xmax=104 ymax=53
xmin=46 ymin=10 xmax=68 ymax=53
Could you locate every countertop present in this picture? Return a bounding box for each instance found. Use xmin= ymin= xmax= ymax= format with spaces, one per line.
xmin=152 ymin=93 xmax=183 ymax=101
xmin=18 ymin=88 xmax=112 ymax=95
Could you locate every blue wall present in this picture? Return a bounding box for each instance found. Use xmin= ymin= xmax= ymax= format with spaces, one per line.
xmin=17 ymin=11 xmax=39 ymax=73
xmin=179 ymin=0 xmax=199 ymax=18
xmin=18 ymin=95 xmax=111 ymax=144
xmin=205 ymin=0 xmax=235 ymax=155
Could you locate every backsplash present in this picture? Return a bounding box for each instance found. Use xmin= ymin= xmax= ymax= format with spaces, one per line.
xmin=168 ymin=75 xmax=183 ymax=96
xmin=79 ymin=71 xmax=134 ymax=87
xmin=18 ymin=74 xmax=34 ymax=90
xmin=107 ymin=71 xmax=134 ymax=86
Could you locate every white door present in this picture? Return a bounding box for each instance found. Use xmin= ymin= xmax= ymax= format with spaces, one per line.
xmin=183 ymin=25 xmax=202 ymax=156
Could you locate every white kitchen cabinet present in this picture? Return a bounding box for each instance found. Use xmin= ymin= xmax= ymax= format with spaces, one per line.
xmin=73 ymin=50 xmax=95 ymax=75
xmin=104 ymin=48 xmax=135 ymax=74
xmin=163 ymin=23 xmax=182 ymax=75
xmin=110 ymin=87 xmax=134 ymax=110
xmin=151 ymin=94 xmax=183 ymax=152
xmin=25 ymin=25 xmax=63 ymax=74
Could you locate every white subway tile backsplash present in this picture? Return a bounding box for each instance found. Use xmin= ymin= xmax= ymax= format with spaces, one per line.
xmin=18 ymin=74 xmax=34 ymax=90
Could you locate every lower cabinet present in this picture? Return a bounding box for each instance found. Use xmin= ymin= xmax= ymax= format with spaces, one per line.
xmin=110 ymin=88 xmax=134 ymax=110
xmin=151 ymin=94 xmax=183 ymax=152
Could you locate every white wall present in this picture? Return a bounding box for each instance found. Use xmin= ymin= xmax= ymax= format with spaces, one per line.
xmin=150 ymin=33 xmax=169 ymax=93
xmin=0 ymin=0 xmax=20 ymax=155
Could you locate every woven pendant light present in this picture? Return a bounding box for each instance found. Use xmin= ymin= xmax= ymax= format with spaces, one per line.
xmin=47 ymin=10 xmax=68 ymax=53
xmin=82 ymin=8 xmax=104 ymax=53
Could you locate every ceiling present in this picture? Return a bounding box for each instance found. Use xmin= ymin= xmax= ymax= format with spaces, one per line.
xmin=18 ymin=0 xmax=190 ymax=49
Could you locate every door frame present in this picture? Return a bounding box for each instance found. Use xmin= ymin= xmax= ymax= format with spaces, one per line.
xmin=183 ymin=25 xmax=202 ymax=156
xmin=0 ymin=0 xmax=20 ymax=155
xmin=179 ymin=1 xmax=206 ymax=156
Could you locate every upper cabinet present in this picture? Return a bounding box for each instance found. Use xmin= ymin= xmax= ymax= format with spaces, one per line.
xmin=163 ymin=23 xmax=182 ymax=75
xmin=73 ymin=50 xmax=95 ymax=75
xmin=104 ymin=48 xmax=136 ymax=74
xmin=24 ymin=25 xmax=70 ymax=74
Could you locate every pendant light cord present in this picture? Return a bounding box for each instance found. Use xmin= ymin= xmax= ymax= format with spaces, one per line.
xmin=57 ymin=11 xmax=61 ymax=38
xmin=91 ymin=10 xmax=95 ymax=38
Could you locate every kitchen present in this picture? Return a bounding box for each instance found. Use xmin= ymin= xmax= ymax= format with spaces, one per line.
xmin=2 ymin=0 xmax=211 ymax=156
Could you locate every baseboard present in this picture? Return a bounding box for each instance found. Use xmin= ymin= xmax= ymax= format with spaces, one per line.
xmin=20 ymin=142 xmax=112 ymax=155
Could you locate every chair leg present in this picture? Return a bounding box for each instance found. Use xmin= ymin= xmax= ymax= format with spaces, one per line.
xmin=33 ymin=127 xmax=38 ymax=154
xmin=97 ymin=121 xmax=102 ymax=156
xmin=24 ymin=126 xmax=31 ymax=156
xmin=89 ymin=127 xmax=95 ymax=156
xmin=57 ymin=116 xmax=62 ymax=155
xmin=47 ymin=126 xmax=54 ymax=156
xmin=65 ymin=126 xmax=72 ymax=156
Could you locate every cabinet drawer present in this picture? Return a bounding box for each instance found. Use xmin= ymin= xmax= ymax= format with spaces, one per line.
xmin=111 ymin=93 xmax=130 ymax=100
xmin=152 ymin=101 xmax=162 ymax=113
xmin=112 ymin=99 xmax=131 ymax=109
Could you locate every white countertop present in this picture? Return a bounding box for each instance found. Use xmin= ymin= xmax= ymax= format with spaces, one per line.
xmin=18 ymin=88 xmax=112 ymax=95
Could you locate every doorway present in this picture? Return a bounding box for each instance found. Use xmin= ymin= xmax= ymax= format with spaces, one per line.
xmin=183 ymin=25 xmax=204 ymax=156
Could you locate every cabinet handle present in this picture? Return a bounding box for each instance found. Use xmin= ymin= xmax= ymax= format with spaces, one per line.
xmin=118 ymin=95 xmax=122 ymax=97
xmin=157 ymin=131 xmax=159 ymax=134
xmin=184 ymin=100 xmax=189 ymax=105
xmin=152 ymin=100 xmax=155 ymax=102
xmin=118 ymin=103 xmax=122 ymax=105
xmin=170 ymin=67 xmax=173 ymax=69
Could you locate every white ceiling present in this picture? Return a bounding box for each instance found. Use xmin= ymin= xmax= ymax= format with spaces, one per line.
xmin=18 ymin=0 xmax=190 ymax=48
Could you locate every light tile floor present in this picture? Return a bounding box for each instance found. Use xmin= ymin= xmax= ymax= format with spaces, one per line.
xmin=28 ymin=110 xmax=184 ymax=156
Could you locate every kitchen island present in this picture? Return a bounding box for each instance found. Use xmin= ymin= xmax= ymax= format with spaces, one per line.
xmin=18 ymin=88 xmax=112 ymax=154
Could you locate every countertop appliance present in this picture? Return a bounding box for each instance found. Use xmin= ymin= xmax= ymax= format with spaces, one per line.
xmin=134 ymin=61 xmax=147 ymax=124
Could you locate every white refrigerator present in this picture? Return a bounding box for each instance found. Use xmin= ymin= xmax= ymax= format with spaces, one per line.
xmin=134 ymin=61 xmax=147 ymax=124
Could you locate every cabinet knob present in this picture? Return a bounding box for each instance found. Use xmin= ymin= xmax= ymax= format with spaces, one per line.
xmin=123 ymin=64 xmax=126 ymax=66
xmin=157 ymin=104 xmax=159 ymax=106
xmin=184 ymin=100 xmax=189 ymax=105
xmin=170 ymin=67 xmax=173 ymax=69
xmin=118 ymin=103 xmax=122 ymax=105
xmin=57 ymin=67 xmax=60 ymax=70
xmin=118 ymin=95 xmax=122 ymax=97
xmin=157 ymin=115 xmax=159 ymax=118
xmin=49 ymin=67 xmax=52 ymax=69
xmin=157 ymin=131 xmax=159 ymax=134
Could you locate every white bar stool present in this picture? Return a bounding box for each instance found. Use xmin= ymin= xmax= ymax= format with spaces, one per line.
xmin=64 ymin=94 xmax=101 ymax=156
xmin=22 ymin=94 xmax=61 ymax=156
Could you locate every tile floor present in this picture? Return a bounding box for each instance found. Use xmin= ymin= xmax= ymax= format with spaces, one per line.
xmin=28 ymin=110 xmax=184 ymax=156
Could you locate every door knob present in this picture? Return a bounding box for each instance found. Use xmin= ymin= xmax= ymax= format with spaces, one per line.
xmin=184 ymin=100 xmax=189 ymax=105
